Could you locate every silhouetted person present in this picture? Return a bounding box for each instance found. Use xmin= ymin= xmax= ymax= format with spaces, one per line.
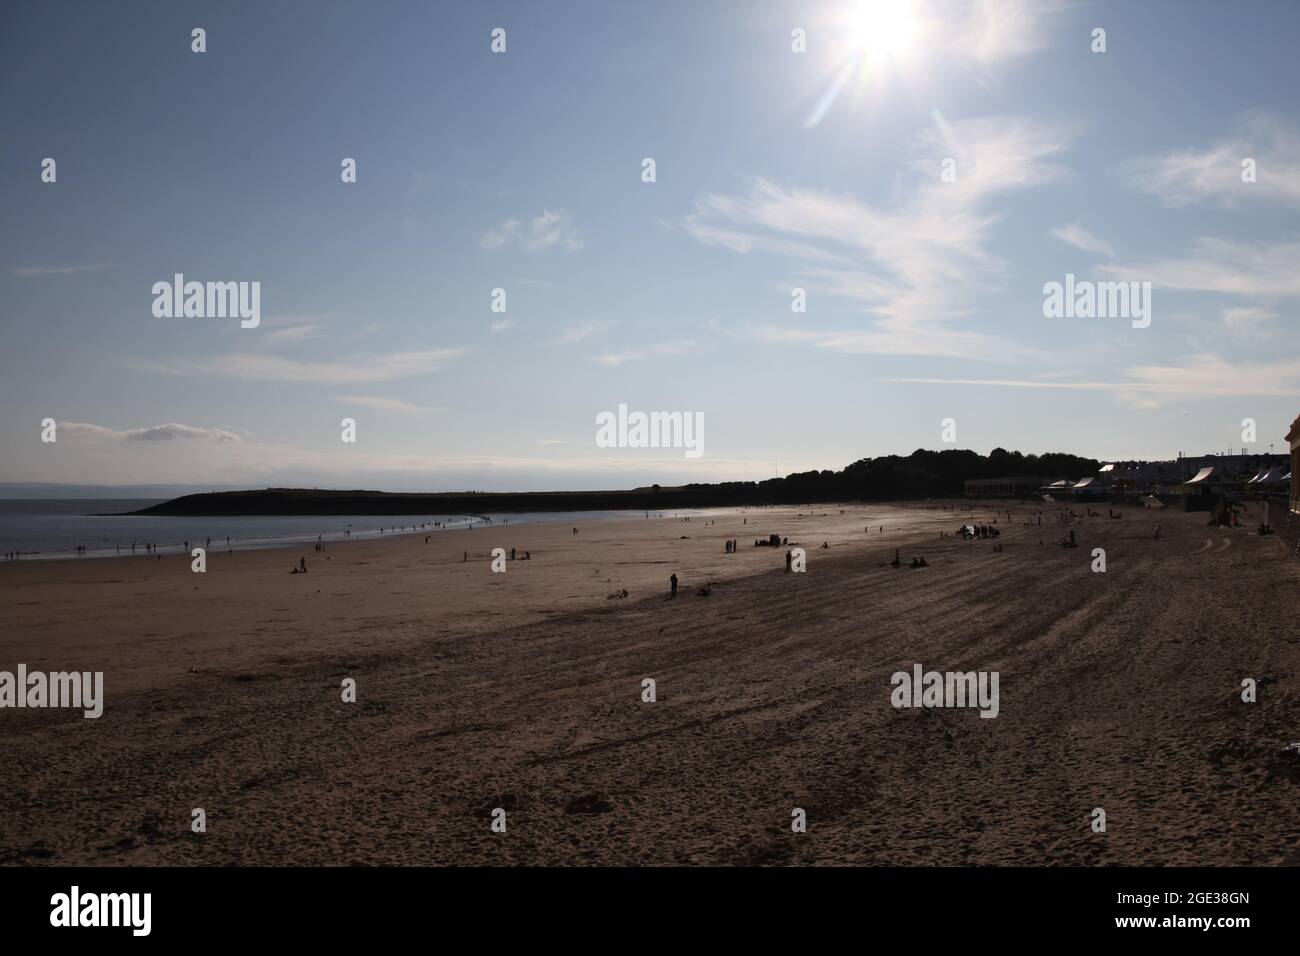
xmin=670 ymin=573 xmax=678 ymax=598
xmin=785 ymin=550 xmax=792 ymax=572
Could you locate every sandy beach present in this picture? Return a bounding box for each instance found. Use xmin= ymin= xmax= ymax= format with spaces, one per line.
xmin=2 ymin=501 xmax=1298 ymax=866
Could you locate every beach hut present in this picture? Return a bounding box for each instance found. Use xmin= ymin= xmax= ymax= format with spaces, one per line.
xmin=1070 ymin=477 xmax=1105 ymax=499
xmin=1251 ymin=466 xmax=1286 ymax=486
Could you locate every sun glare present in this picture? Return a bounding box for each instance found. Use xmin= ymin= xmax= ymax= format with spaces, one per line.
xmin=846 ymin=0 xmax=921 ymax=64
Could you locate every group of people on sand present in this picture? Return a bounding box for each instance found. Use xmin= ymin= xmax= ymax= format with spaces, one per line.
xmin=290 ymin=556 xmax=309 ymax=574
xmin=724 ymin=539 xmax=739 ymax=553
xmin=888 ymin=548 xmax=927 ymax=569
xmin=509 ymin=547 xmax=531 ymax=561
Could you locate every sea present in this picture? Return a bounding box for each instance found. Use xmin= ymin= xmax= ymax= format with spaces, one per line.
xmin=0 ymin=500 xmax=673 ymax=561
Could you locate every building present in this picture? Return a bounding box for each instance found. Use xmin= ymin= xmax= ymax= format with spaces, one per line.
xmin=1289 ymin=414 xmax=1300 ymax=513
xmin=963 ymin=476 xmax=1048 ymax=498
xmin=1173 ymin=451 xmax=1288 ymax=483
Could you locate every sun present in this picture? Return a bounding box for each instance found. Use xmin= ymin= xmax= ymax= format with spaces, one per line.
xmin=845 ymin=0 xmax=921 ymax=64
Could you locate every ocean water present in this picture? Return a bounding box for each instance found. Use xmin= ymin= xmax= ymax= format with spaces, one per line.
xmin=0 ymin=500 xmax=674 ymax=561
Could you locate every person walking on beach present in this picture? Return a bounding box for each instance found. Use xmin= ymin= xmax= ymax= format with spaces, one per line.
xmin=785 ymin=550 xmax=793 ymax=572
xmin=669 ymin=573 xmax=678 ymax=598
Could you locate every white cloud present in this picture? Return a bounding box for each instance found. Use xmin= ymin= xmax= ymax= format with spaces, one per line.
xmin=13 ymin=263 xmax=110 ymax=277
xmin=1099 ymin=238 xmax=1300 ymax=298
xmin=684 ymin=117 xmax=1070 ymax=359
xmin=1050 ymin=223 xmax=1114 ymax=257
xmin=58 ymin=422 xmax=242 ymax=442
xmin=555 ymin=320 xmax=613 ymax=344
xmin=1123 ymin=111 xmax=1300 ymax=208
xmin=1222 ymin=306 xmax=1277 ymax=333
xmin=480 ymin=208 xmax=583 ymax=252
xmin=888 ymin=353 xmax=1300 ymax=403
xmin=489 ymin=318 xmax=516 ymax=333
xmin=138 ymin=348 xmax=469 ymax=384
xmin=335 ymin=395 xmax=441 ymax=414
xmin=935 ymin=0 xmax=1065 ymax=65
xmin=263 ymin=321 xmax=326 ymax=344
xmin=593 ymin=340 xmax=700 ymax=367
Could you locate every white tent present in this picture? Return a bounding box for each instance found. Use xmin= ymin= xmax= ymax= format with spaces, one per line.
xmin=1141 ymin=495 xmax=1166 ymax=508
xmin=1251 ymin=467 xmax=1286 ymax=484
xmin=1185 ymin=466 xmax=1216 ymax=485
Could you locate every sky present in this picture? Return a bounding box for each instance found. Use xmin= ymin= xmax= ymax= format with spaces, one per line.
xmin=2 ymin=0 xmax=1298 ymax=492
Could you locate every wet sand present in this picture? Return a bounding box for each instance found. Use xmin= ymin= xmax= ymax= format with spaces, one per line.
xmin=2 ymin=501 xmax=1298 ymax=865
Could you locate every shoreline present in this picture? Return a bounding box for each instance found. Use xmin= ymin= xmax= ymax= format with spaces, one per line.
xmin=1 ymin=506 xmax=712 ymax=564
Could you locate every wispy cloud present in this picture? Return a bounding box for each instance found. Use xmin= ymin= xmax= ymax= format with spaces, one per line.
xmin=1050 ymin=222 xmax=1114 ymax=257
xmin=1123 ymin=111 xmax=1300 ymax=208
xmin=13 ymin=263 xmax=110 ymax=277
xmin=489 ymin=318 xmax=516 ymax=333
xmin=1099 ymin=238 xmax=1300 ymax=298
xmin=480 ymin=209 xmax=583 ymax=252
xmin=263 ymin=321 xmax=326 ymax=344
xmin=335 ymin=395 xmax=441 ymax=414
xmin=556 ymin=320 xmax=613 ymax=344
xmin=593 ymin=340 xmax=699 ymax=367
xmin=933 ymin=0 xmax=1066 ymax=65
xmin=138 ymin=348 xmax=470 ymax=384
xmin=685 ymin=116 xmax=1070 ymax=360
xmin=58 ymin=421 xmax=242 ymax=442
xmin=889 ymin=353 xmax=1300 ymax=403
xmin=1222 ymin=306 xmax=1277 ymax=335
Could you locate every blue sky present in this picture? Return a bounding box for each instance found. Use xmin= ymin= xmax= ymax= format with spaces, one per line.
xmin=2 ymin=0 xmax=1298 ymax=492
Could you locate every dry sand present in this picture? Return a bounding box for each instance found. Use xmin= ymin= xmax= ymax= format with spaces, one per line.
xmin=2 ymin=502 xmax=1298 ymax=866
